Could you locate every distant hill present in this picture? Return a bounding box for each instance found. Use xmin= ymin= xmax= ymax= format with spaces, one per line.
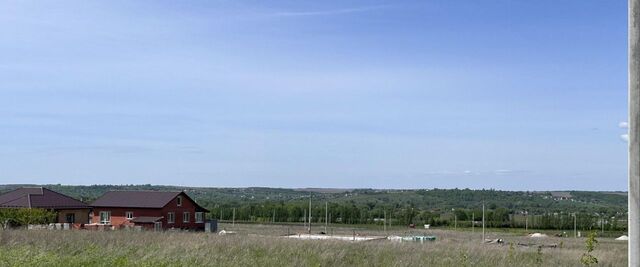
xmin=0 ymin=184 xmax=626 ymax=214
xmin=1 ymin=184 xmax=627 ymax=229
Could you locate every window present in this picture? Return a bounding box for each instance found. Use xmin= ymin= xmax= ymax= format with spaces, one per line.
xmin=177 ymin=196 xmax=182 ymax=206
xmin=195 ymin=212 xmax=204 ymax=223
xmin=183 ymin=212 xmax=190 ymax=223
xmin=65 ymin=213 xmax=75 ymax=223
xmin=167 ymin=212 xmax=175 ymax=224
xmin=99 ymin=211 xmax=111 ymax=224
xmin=125 ymin=211 xmax=133 ymax=220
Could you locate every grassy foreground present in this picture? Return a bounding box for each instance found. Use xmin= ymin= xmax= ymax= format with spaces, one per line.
xmin=0 ymin=224 xmax=628 ymax=266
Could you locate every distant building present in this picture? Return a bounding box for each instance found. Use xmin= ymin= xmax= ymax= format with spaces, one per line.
xmin=0 ymin=187 xmax=90 ymax=224
xmin=90 ymin=191 xmax=209 ymax=231
xmin=550 ymin=191 xmax=572 ymax=201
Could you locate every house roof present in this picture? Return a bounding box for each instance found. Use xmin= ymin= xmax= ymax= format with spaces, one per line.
xmin=91 ymin=191 xmax=208 ymax=212
xmin=0 ymin=187 xmax=89 ymax=209
xmin=131 ymin=216 xmax=163 ymax=223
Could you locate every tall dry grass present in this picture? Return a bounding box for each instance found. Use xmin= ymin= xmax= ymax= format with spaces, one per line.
xmin=0 ymin=223 xmax=628 ymax=267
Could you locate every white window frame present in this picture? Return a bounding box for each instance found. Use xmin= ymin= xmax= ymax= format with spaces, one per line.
xmin=167 ymin=212 xmax=175 ymax=224
xmin=183 ymin=212 xmax=190 ymax=223
xmin=99 ymin=211 xmax=111 ymax=224
xmin=177 ymin=196 xmax=182 ymax=207
xmin=125 ymin=211 xmax=133 ymax=220
xmin=195 ymin=212 xmax=204 ymax=223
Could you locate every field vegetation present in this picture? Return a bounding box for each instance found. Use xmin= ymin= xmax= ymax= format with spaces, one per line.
xmin=0 ymin=223 xmax=628 ymax=266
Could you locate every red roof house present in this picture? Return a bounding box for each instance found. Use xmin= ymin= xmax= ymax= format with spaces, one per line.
xmin=0 ymin=187 xmax=90 ymax=224
xmin=90 ymin=191 xmax=208 ymax=231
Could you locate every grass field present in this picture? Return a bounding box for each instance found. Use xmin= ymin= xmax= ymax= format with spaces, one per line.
xmin=0 ymin=223 xmax=628 ymax=266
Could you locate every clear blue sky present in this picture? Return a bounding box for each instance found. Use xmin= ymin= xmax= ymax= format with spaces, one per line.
xmin=0 ymin=1 xmax=628 ymax=190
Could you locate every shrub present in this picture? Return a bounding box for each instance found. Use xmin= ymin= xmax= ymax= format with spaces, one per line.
xmin=580 ymin=231 xmax=598 ymax=266
xmin=0 ymin=208 xmax=57 ymax=228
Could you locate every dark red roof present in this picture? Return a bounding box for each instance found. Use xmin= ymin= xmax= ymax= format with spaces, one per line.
xmin=91 ymin=191 xmax=208 ymax=212
xmin=0 ymin=187 xmax=89 ymax=209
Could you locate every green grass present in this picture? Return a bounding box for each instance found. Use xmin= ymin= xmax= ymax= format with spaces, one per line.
xmin=0 ymin=224 xmax=628 ymax=266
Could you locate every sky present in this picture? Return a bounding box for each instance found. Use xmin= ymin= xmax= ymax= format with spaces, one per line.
xmin=0 ymin=0 xmax=629 ymax=190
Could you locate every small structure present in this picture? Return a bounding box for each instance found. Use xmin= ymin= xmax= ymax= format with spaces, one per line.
xmin=0 ymin=187 xmax=90 ymax=224
xmin=204 ymin=220 xmax=218 ymax=233
xmin=388 ymin=235 xmax=436 ymax=243
xmin=90 ymin=191 xmax=208 ymax=231
xmin=615 ymin=235 xmax=629 ymax=241
xmin=286 ymin=234 xmax=386 ymax=242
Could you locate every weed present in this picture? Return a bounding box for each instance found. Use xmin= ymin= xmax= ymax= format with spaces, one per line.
xmin=535 ymin=245 xmax=543 ymax=265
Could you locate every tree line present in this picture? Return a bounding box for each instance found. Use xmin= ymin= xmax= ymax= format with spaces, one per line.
xmin=203 ymin=201 xmax=626 ymax=231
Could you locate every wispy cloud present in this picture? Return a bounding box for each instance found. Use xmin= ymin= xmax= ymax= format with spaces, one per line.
xmin=621 ymin=134 xmax=629 ymax=142
xmin=620 ymin=122 xmax=629 ymax=142
xmin=421 ymin=169 xmax=527 ymax=177
xmin=270 ymin=5 xmax=388 ymax=17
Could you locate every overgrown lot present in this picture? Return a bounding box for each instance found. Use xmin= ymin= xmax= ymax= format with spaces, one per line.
xmin=0 ymin=224 xmax=627 ymax=266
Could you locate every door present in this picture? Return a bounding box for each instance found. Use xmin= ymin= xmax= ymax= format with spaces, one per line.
xmin=154 ymin=222 xmax=162 ymax=231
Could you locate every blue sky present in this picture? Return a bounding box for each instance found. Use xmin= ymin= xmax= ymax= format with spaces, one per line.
xmin=0 ymin=1 xmax=628 ymax=190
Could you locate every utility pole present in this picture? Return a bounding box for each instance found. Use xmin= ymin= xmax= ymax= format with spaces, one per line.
xmin=482 ymin=202 xmax=485 ymax=243
xmin=272 ymin=209 xmax=275 ymax=224
xmin=574 ymin=213 xmax=577 ymax=238
xmin=384 ymin=210 xmax=387 ymax=233
xmin=452 ymin=208 xmax=456 ymax=230
xmin=325 ymin=201 xmax=328 ymax=234
xmin=329 ymin=213 xmax=332 ymax=235
xmin=454 ymin=214 xmax=457 ymax=230
xmin=308 ymin=195 xmax=312 ymax=234
xmin=472 ymin=212 xmax=475 ymax=233
xmin=232 ymin=208 xmax=235 ymax=227
xmin=629 ymin=0 xmax=640 ymax=264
